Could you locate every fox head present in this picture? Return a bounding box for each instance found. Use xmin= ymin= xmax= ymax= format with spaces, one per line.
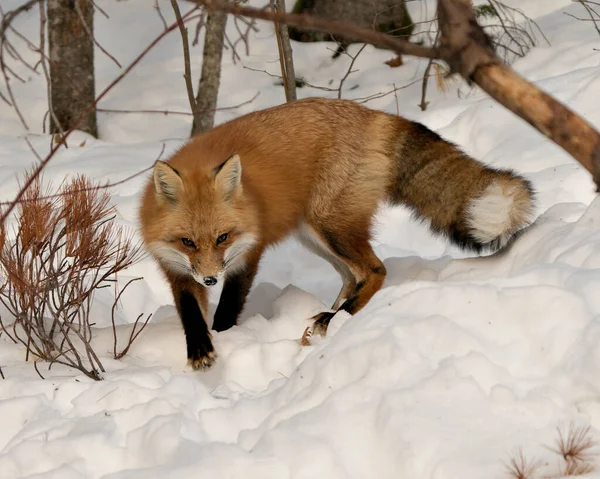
xmin=142 ymin=153 xmax=259 ymax=287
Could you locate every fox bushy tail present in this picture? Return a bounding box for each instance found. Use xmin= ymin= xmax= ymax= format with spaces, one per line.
xmin=387 ymin=120 xmax=535 ymax=253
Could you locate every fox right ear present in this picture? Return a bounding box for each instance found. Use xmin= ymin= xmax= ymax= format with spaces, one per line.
xmin=153 ymin=160 xmax=183 ymax=203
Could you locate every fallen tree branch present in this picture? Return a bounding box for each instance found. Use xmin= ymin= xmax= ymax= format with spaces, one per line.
xmin=472 ymin=63 xmax=600 ymax=185
xmin=186 ymin=0 xmax=600 ymax=190
xmin=437 ymin=0 xmax=600 ymax=188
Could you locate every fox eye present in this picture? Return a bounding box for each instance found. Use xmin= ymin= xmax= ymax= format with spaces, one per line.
xmin=181 ymin=238 xmax=196 ymax=248
xmin=216 ymin=233 xmax=229 ymax=246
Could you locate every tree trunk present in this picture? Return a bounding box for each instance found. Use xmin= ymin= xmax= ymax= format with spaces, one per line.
xmin=47 ymin=0 xmax=97 ymax=138
xmin=289 ymin=0 xmax=414 ymax=48
xmin=275 ymin=0 xmax=297 ymax=102
xmin=191 ymin=11 xmax=227 ymax=136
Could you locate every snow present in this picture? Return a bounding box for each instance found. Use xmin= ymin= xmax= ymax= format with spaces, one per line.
xmin=2 ymin=0 xmax=600 ymax=477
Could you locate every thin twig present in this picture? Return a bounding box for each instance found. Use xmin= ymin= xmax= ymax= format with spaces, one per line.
xmin=90 ymin=0 xmax=109 ymax=20
xmin=192 ymin=13 xmax=206 ymax=45
xmin=73 ymin=0 xmax=121 ymax=68
xmin=23 ymin=136 xmax=42 ymax=163
xmin=337 ymin=43 xmax=367 ymax=99
xmin=111 ymin=277 xmax=143 ymax=359
xmin=568 ymin=0 xmax=600 ymax=36
xmin=351 ymin=74 xmax=436 ymax=103
xmin=0 ymin=0 xmax=42 ymax=40
xmin=33 ymin=360 xmax=44 ymax=379
xmin=0 ymin=143 xmax=166 ymax=206
xmin=154 ymin=0 xmax=169 ymax=30
xmin=96 ymin=91 xmax=259 ymax=116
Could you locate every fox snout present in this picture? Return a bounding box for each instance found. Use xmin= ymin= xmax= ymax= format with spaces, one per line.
xmin=191 ymin=266 xmax=222 ymax=287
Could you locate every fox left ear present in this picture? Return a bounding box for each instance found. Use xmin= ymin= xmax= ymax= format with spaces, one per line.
xmin=154 ymin=160 xmax=183 ymax=203
xmin=213 ymin=154 xmax=242 ymax=199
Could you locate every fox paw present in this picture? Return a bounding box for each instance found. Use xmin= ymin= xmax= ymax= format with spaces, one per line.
xmin=187 ymin=345 xmax=217 ymax=370
xmin=301 ymin=311 xmax=336 ymax=345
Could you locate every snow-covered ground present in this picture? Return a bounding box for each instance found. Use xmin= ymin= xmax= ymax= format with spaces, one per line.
xmin=2 ymin=0 xmax=600 ymax=477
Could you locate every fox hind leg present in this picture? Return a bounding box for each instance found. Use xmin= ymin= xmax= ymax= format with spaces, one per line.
xmin=297 ymin=223 xmax=356 ymax=310
xmin=301 ymin=223 xmax=386 ymax=338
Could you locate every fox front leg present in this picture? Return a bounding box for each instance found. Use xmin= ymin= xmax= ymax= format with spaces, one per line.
xmin=166 ymin=269 xmax=216 ymax=370
xmin=212 ymin=247 xmax=262 ymax=332
xmin=176 ymin=288 xmax=216 ymax=370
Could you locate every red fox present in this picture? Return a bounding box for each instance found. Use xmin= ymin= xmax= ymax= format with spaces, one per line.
xmin=139 ymin=97 xmax=535 ymax=370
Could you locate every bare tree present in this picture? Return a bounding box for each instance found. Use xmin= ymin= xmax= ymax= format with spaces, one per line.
xmin=47 ymin=0 xmax=97 ymax=137
xmin=274 ymin=0 xmax=297 ymax=102
xmin=191 ymin=10 xmax=227 ymax=136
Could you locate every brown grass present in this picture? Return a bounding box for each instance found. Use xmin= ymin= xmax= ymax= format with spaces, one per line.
xmin=552 ymin=423 xmax=598 ymax=476
xmin=506 ymin=449 xmax=541 ymax=479
xmin=507 ymin=422 xmax=598 ymax=478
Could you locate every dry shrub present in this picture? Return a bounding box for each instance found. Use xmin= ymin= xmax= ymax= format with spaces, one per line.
xmin=0 ymin=171 xmax=144 ymax=380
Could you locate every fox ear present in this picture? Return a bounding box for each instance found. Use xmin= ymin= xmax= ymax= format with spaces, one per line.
xmin=213 ymin=154 xmax=242 ymax=199
xmin=154 ymin=160 xmax=183 ymax=203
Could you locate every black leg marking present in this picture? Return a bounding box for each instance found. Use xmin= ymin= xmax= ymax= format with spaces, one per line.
xmin=336 ymin=280 xmax=365 ymax=314
xmin=310 ymin=281 xmax=365 ymax=337
xmin=311 ymin=311 xmax=336 ymax=337
xmin=178 ymin=290 xmax=215 ymax=370
xmin=212 ymin=263 xmax=258 ymax=332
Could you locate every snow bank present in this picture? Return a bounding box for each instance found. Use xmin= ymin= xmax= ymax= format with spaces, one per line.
xmin=2 ymin=0 xmax=600 ymax=477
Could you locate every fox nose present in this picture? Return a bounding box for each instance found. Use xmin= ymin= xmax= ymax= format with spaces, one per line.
xmin=203 ymin=276 xmax=217 ymax=286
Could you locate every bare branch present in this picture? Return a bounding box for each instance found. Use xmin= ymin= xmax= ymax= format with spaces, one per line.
xmin=569 ymin=0 xmax=600 ymax=37
xmin=0 ymin=0 xmax=42 ymax=41
xmin=337 ymin=43 xmax=367 ymax=99
xmin=111 ymin=277 xmax=151 ymax=360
